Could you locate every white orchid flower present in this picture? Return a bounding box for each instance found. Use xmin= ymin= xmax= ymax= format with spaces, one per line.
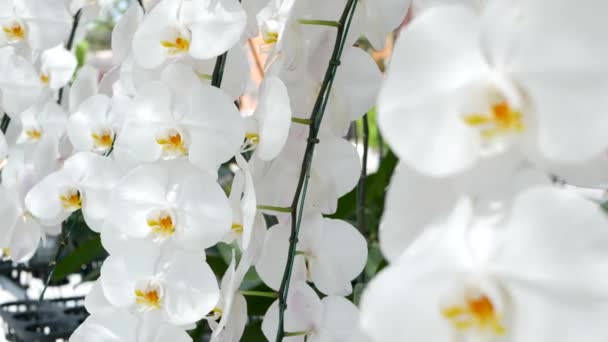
xmin=14 ymin=98 xmax=67 ymax=146
xmin=0 ymin=0 xmax=71 ymax=51
xmin=113 ymin=66 xmax=244 ymax=173
xmin=275 ymin=42 xmax=381 ymax=136
xmin=378 ymin=1 xmax=608 ymax=177
xmin=362 ymin=186 xmax=608 ymax=342
xmin=253 ymin=128 xmax=360 ymax=215
xmin=262 ymin=282 xmax=361 ymax=341
xmin=67 ymin=94 xmax=131 ymax=154
xmin=24 ymin=152 xmax=122 ymax=231
xmin=208 ymin=214 xmax=267 ymax=341
xmin=256 ymin=209 xmax=367 ymax=296
xmin=100 ymin=240 xmax=219 ymax=325
xmin=379 ymin=156 xmax=549 ymax=262
xmin=349 ymin=0 xmax=412 ymax=49
xmin=71 ymin=308 xmax=192 ymax=342
xmin=0 ymin=185 xmax=46 ymax=262
xmin=132 ymin=0 xmax=247 ymax=69
xmin=0 ymin=45 xmax=76 ymax=116
xmin=111 ymin=2 xmax=144 ymax=64
xmin=242 ymin=75 xmax=291 ymax=161
xmin=102 ymin=161 xmax=232 ymax=250
xmin=226 ymin=154 xmax=257 ymax=250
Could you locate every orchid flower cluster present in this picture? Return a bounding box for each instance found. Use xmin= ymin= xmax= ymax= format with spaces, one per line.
xmin=360 ymin=0 xmax=608 ymax=342
xmin=1 ymin=0 xmax=608 ymax=341
xmin=0 ymin=0 xmax=403 ymax=340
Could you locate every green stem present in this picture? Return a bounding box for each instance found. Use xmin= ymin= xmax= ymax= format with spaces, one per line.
xmin=357 ymin=114 xmax=369 ymax=236
xmin=275 ymin=1 xmax=360 ymax=341
xmin=298 ymin=19 xmax=341 ymax=28
xmin=0 ymin=114 xmax=10 ymax=134
xmin=211 ymin=52 xmax=228 ymax=88
xmin=355 ymin=114 xmax=369 ymax=284
xmin=39 ymin=211 xmax=80 ymax=302
xmin=291 ymin=117 xmax=312 ymax=125
xmin=57 ymin=10 xmax=82 ymax=106
xmin=285 ymin=331 xmax=308 ymax=337
xmin=257 ymin=205 xmax=292 ymax=213
xmin=240 ymin=290 xmax=279 ymax=299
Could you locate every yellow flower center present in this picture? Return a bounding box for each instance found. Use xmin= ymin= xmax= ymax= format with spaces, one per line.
xmin=156 ymin=130 xmax=187 ymax=157
xmin=40 ymin=73 xmax=50 ymax=85
xmin=231 ymin=222 xmax=244 ymax=235
xmin=26 ymin=129 xmax=42 ymax=141
xmin=160 ymin=36 xmax=190 ymax=54
xmin=60 ymin=189 xmax=82 ymax=210
xmin=147 ymin=211 xmax=176 ymax=237
xmin=91 ymin=130 xmax=114 ymax=151
xmin=442 ymin=294 xmax=506 ymax=335
xmin=245 ymin=133 xmax=260 ymax=144
xmin=2 ymin=23 xmax=25 ymax=41
xmin=263 ymin=31 xmax=279 ymax=44
xmin=1 ymin=248 xmax=10 ymax=259
xmin=463 ymin=101 xmax=524 ymax=139
xmin=135 ymin=288 xmax=161 ymax=310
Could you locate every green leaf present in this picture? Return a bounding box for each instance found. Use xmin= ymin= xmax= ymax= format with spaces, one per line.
xmin=364 ymin=243 xmax=384 ymax=279
xmin=51 ymin=236 xmax=105 ymax=282
xmin=353 ymin=282 xmax=366 ymax=306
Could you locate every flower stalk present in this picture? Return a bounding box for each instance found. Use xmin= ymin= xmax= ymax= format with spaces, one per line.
xmin=0 ymin=113 xmax=9 ymax=134
xmin=38 ymin=210 xmax=80 ymax=302
xmin=56 ymin=9 xmax=82 ymax=106
xmin=274 ymin=0 xmax=360 ymax=340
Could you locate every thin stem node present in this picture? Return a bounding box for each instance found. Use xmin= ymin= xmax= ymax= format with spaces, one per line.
xmin=257 ymin=205 xmax=292 ymax=213
xmin=298 ymin=19 xmax=342 ymax=28
xmin=291 ymin=117 xmax=312 ymax=125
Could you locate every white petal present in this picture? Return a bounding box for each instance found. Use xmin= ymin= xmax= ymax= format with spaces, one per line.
xmin=255 ymin=75 xmax=292 ymax=161
xmin=112 ymin=3 xmax=144 ymax=64
xmin=255 ymin=221 xmax=307 ymax=291
xmin=69 ymin=65 xmax=99 ymax=113
xmin=511 ymin=0 xmax=608 ymax=162
xmin=309 ymin=218 xmax=367 ymax=296
xmin=24 ymin=170 xmax=75 ymax=224
xmin=40 ymin=45 xmax=77 ymax=90
xmin=68 ymin=94 xmax=111 ymax=152
xmin=131 ymin=0 xmax=179 ymax=69
xmin=107 ymin=162 xmax=173 ymax=238
xmin=70 ymin=309 xmax=138 ymax=342
xmin=175 ymin=166 xmax=232 ymax=250
xmin=162 ymin=250 xmax=220 ymax=325
xmin=186 ymin=84 xmax=244 ymax=172
xmin=0 ymin=186 xmax=19 ymax=247
xmin=188 ymin=0 xmax=247 ymax=60
xmin=0 ymin=51 xmax=41 ymax=116
xmin=377 ymin=6 xmax=486 ymax=176
xmin=21 ymin=0 xmax=72 ymax=51
xmin=100 ymin=240 xmax=159 ymax=308
xmin=379 ymin=163 xmax=458 ymax=262
xmin=334 ymin=46 xmax=382 ymax=122
xmin=492 ymin=186 xmax=608 ymax=296
xmin=84 ymin=281 xmax=114 ymax=315
xmin=316 ymin=296 xmax=360 ymax=341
